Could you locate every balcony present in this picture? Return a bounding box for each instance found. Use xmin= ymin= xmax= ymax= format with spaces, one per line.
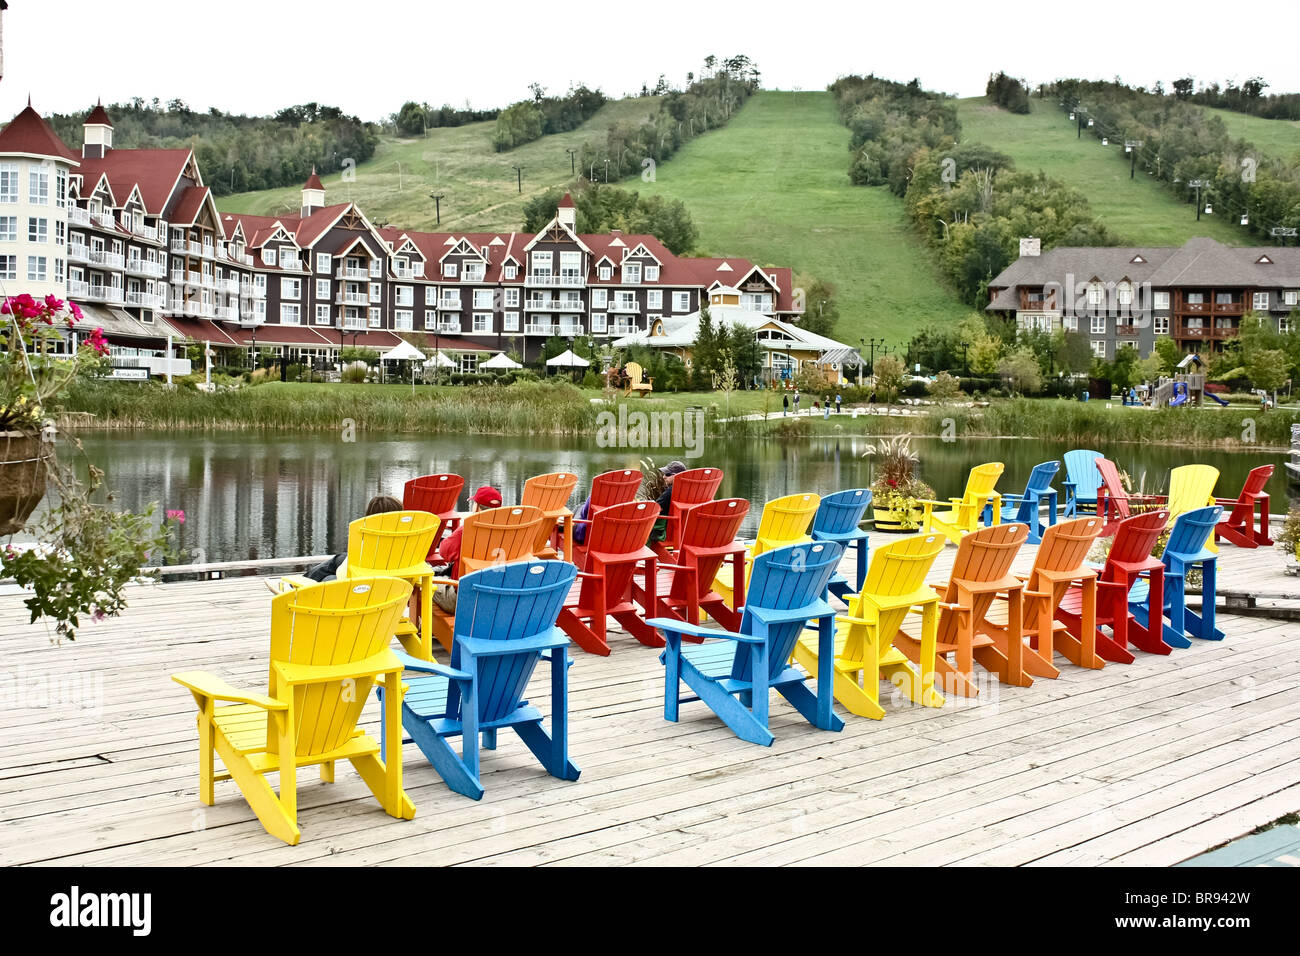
xmin=610 ymin=322 xmax=638 ymax=337
xmin=200 ymin=274 xmax=216 ymax=290
xmin=201 ymin=244 xmax=216 ymax=260
xmin=125 ymin=258 xmax=151 ymax=277
xmin=68 ymin=206 xmax=91 ymax=227
xmin=1115 ymin=324 xmax=1139 ymax=336
xmin=89 ymin=249 xmax=125 ymax=270
xmin=186 ymin=240 xmax=202 ymax=257
xmin=1212 ymin=301 xmax=1244 ymax=315
xmin=215 ymin=306 xmax=237 ymax=321
xmin=125 ymin=291 xmax=164 ymax=309
xmin=187 ymin=271 xmax=202 ymax=287
xmin=335 ymin=291 xmax=369 ymax=306
xmin=392 ymin=265 xmax=423 ymax=279
xmin=1177 ymin=325 xmax=1211 ymax=339
xmin=170 ymin=238 xmax=188 ymax=254
xmin=336 ymin=266 xmax=368 ymax=280
xmin=87 ymin=284 xmax=124 ymax=304
xmin=1019 ymin=290 xmax=1059 ymax=311
xmin=435 ymin=321 xmax=461 ymax=333
xmin=525 ymin=323 xmax=559 ymax=336
xmin=67 ymin=243 xmax=90 ymax=263
xmin=438 ymin=298 xmax=462 ymax=311
xmin=170 ymin=269 xmax=187 ymax=284
xmin=242 ymin=283 xmax=267 ymax=299
xmin=130 ymin=222 xmax=159 ymax=243
xmin=526 ymin=273 xmax=585 ymax=288
xmin=112 ymin=355 xmax=192 ymax=377
xmin=66 ymin=279 xmax=89 ymax=297
xmin=609 ymin=300 xmax=640 ymax=313
xmin=220 ymin=277 xmax=240 ymax=294
xmin=93 ymin=210 xmax=117 ymax=230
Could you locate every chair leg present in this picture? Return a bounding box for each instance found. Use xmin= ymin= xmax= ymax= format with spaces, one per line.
xmin=663 ymin=633 xmax=682 ymax=722
xmin=214 ymin=731 xmax=300 ymax=845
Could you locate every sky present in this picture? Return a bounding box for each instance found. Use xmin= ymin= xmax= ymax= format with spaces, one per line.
xmin=3 ymin=0 xmax=1299 ymax=122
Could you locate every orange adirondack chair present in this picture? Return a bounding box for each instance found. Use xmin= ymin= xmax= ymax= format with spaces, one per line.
xmin=1214 ymin=464 xmax=1274 ymax=548
xmin=403 ymin=473 xmax=465 ymax=545
xmin=557 ymin=500 xmax=661 ymax=656
xmin=522 ymin=471 xmax=579 ymax=559
xmin=636 ymin=498 xmax=750 ymax=633
xmin=897 ymin=523 xmax=1030 ymax=698
xmin=429 ymin=505 xmax=546 ymax=651
xmin=572 ymin=468 xmax=643 ymax=568
xmin=980 ymin=516 xmax=1106 ymax=675
xmin=1057 ymin=510 xmax=1171 ymax=664
xmin=653 ymin=466 xmax=725 ymax=556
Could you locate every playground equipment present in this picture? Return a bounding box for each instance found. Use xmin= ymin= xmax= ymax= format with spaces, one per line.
xmin=1151 ymin=354 xmax=1229 ymax=408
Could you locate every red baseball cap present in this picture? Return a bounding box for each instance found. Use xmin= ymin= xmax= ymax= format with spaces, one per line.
xmin=472 ymin=486 xmax=502 ymax=507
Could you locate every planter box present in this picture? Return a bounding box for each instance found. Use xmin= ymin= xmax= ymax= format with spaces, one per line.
xmin=872 ymin=504 xmax=923 ymax=534
xmin=0 ymin=430 xmax=52 ymax=536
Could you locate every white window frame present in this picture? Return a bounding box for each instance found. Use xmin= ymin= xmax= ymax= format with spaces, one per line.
xmin=505 ymin=287 xmax=520 ymax=308
xmin=1154 ymin=291 xmax=1170 ymax=310
xmin=503 ymin=264 xmax=517 ymax=280
xmin=0 ymin=255 xmax=15 ymax=280
xmin=598 ymin=265 xmax=611 ymax=281
xmin=425 ymin=286 xmax=438 ymax=305
xmin=396 ymin=285 xmax=414 ymax=307
xmin=314 ymin=304 xmax=331 ymax=325
xmin=623 ymin=263 xmax=642 ymax=284
xmin=473 ymin=289 xmax=493 ymax=310
xmin=281 ymin=277 xmax=301 ymax=299
xmin=503 ymin=311 xmax=519 ymax=332
xmin=370 ymin=282 xmax=383 ymax=303
xmin=369 ymin=259 xmax=383 ymax=278
xmin=280 ymin=303 xmax=301 ymax=324
xmin=672 ymin=292 xmax=690 ymax=312
xmin=1154 ymin=315 xmax=1170 ymax=335
xmin=395 ymin=309 xmax=413 ymax=331
xmin=27 ymin=217 xmax=47 ymax=243
xmin=1087 ymin=283 xmax=1105 ymax=308
xmin=591 ymin=312 xmax=607 ymax=333
xmin=645 ymin=265 xmax=660 ymax=282
xmin=0 ymin=216 xmax=16 ymax=241
xmin=316 ymin=253 xmax=330 ymax=273
xmin=28 ymin=167 xmax=49 ymax=205
xmin=26 ymin=255 xmax=47 ymax=281
xmin=278 ymin=248 xmax=298 ymax=269
xmin=1253 ymin=292 xmax=1270 ymax=311
xmin=0 ymin=164 xmax=16 ymax=204
xmin=472 ymin=313 xmax=491 ymax=332
xmin=368 ymin=307 xmax=382 ymax=328
xmin=443 ymin=261 xmax=458 ymax=279
xmin=1091 ymin=339 xmax=1106 ymax=358
xmin=315 ymin=279 xmax=330 ymax=299
xmin=647 ymin=289 xmax=663 ymax=310
xmin=1090 ymin=315 xmax=1106 ymax=335
xmin=1284 ymin=291 xmax=1299 ymax=307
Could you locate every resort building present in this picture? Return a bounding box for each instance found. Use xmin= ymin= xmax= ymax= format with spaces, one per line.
xmin=613 ymin=285 xmax=863 ymax=384
xmin=0 ymin=103 xmax=808 ymax=376
xmin=986 ymin=237 xmax=1300 ymax=359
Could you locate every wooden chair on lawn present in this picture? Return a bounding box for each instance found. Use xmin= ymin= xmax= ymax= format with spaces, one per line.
xmin=1167 ymin=464 xmax=1220 ymax=551
xmin=1057 ymin=510 xmax=1171 ymax=664
xmin=556 ymin=500 xmax=661 ymax=656
xmin=1130 ymin=505 xmax=1225 ymax=648
xmin=383 ymin=560 xmax=580 ymax=800
xmin=344 ymin=511 xmax=441 ymax=660
xmin=624 ymin=361 xmax=654 ymax=397
xmin=791 ymin=534 xmax=946 ymax=719
xmin=1062 ymin=448 xmax=1104 ymax=516
xmin=712 ymin=492 xmax=820 ymax=608
xmin=653 ymin=466 xmax=724 ymax=557
xmin=572 ymin=468 xmax=643 ymax=568
xmin=979 ymin=516 xmax=1106 ymax=676
xmin=649 ymin=542 xmax=845 ymax=746
xmin=900 ymin=522 xmax=1030 ymax=698
xmin=1214 ymin=464 xmax=1274 ymax=549
xmin=403 ymin=473 xmax=465 ymax=544
xmin=522 ymin=471 xmax=579 ymax=560
xmin=994 ymin=461 xmax=1059 ymax=544
xmin=637 ymin=498 xmax=750 ymax=634
xmin=811 ymin=488 xmax=872 ymax=600
xmin=919 ymin=462 xmax=1004 ymax=546
xmin=172 ymin=577 xmax=416 ymax=845
xmin=429 ymin=505 xmax=546 ymax=652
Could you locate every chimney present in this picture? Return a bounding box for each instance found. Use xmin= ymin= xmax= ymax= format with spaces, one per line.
xmin=557 ymin=191 xmax=576 ymax=229
xmin=301 ymin=166 xmax=325 ymax=217
xmin=82 ymin=100 xmax=114 ymax=159
xmin=1019 ymin=237 xmax=1041 ymax=258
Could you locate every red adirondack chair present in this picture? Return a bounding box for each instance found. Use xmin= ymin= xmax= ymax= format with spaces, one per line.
xmin=636 ymin=498 xmax=750 ymax=633
xmin=403 ymin=473 xmax=465 ymax=558
xmin=1057 ymin=510 xmax=1171 ymax=664
xmin=653 ymin=467 xmax=725 ymax=556
xmin=572 ymin=468 xmax=643 ymax=569
xmin=1093 ymin=457 xmax=1164 ymax=537
xmin=557 ymin=500 xmax=661 ymax=656
xmin=1214 ymin=464 xmax=1274 ymax=548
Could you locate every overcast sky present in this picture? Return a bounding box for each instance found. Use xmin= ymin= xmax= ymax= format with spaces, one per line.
xmin=3 ymin=0 xmax=1298 ymax=121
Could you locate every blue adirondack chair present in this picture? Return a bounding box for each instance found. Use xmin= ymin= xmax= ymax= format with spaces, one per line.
xmin=1062 ymin=449 xmax=1104 ymax=517
xmin=811 ymin=488 xmax=871 ymax=600
xmin=648 ymin=541 xmax=846 ymax=746
xmin=381 ymin=560 xmax=580 ymax=800
xmin=990 ymin=461 xmax=1060 ymax=544
xmin=1129 ymin=505 xmax=1225 ymax=648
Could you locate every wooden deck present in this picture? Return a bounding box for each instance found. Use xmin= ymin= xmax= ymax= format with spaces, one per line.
xmin=2 ymin=538 xmax=1299 ymax=867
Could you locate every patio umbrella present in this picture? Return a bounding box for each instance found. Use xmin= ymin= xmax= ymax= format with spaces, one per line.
xmin=423 ymin=351 xmax=456 ymax=368
xmin=545 ymin=349 xmax=590 ymax=368
xmin=481 ymin=351 xmax=523 ymax=370
xmin=381 ymin=340 xmax=425 ymax=362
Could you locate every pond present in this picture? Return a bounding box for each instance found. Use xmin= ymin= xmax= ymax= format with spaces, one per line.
xmin=45 ymin=429 xmax=1293 ymax=565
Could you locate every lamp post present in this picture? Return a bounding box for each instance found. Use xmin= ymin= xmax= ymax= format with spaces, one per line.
xmin=512 ymin=165 xmax=523 ymax=194
xmin=1188 ymin=179 xmax=1211 ymax=221
xmin=566 ymin=148 xmax=577 ymax=175
xmin=961 ymin=340 xmax=969 ymax=377
xmin=1073 ymin=106 xmax=1088 ymax=139
xmin=430 ymin=192 xmax=445 ymax=225
xmin=250 ymin=325 xmax=258 ymax=371
xmin=1124 ymin=140 xmax=1143 ymax=179
xmin=867 ymin=337 xmax=883 ymax=375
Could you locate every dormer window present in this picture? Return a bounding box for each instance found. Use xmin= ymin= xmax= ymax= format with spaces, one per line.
xmin=504 ymin=264 xmax=517 ymax=280
xmin=598 ymin=265 xmax=611 ymax=281
xmin=278 ymin=248 xmax=297 ymax=269
xmin=646 ymin=265 xmax=660 ymax=282
xmin=262 ymin=247 xmax=277 ymax=266
xmin=624 ymin=263 xmax=642 ymax=284
xmin=444 ymin=262 xmax=458 ymax=279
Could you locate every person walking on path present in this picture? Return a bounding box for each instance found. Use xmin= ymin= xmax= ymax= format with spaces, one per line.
xmin=793 ymin=389 xmax=801 ymax=415
xmin=823 ymin=395 xmax=831 ymax=419
xmin=835 ymin=392 xmax=842 ymax=414
xmin=782 ymin=392 xmax=789 ymax=416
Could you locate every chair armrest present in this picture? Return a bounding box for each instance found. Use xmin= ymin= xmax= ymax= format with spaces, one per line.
xmin=428 ymin=576 xmax=457 ymax=588
xmin=273 ymin=650 xmax=402 ymax=685
xmin=747 ymin=600 xmax=835 ymax=627
xmin=460 ymin=629 xmax=570 ymax=657
xmin=172 ymin=671 xmax=287 ymax=711
xmin=645 ymin=617 xmax=757 ymax=643
xmin=393 ymin=649 xmax=470 ymax=681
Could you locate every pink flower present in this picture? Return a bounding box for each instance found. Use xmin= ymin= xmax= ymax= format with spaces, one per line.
xmin=86 ymin=327 xmax=109 ymax=355
xmin=91 ymin=607 xmax=107 ymax=623
xmin=44 ymin=294 xmax=64 ymax=312
xmin=69 ymin=301 xmax=83 ymax=323
xmin=166 ymin=509 xmax=186 ymax=524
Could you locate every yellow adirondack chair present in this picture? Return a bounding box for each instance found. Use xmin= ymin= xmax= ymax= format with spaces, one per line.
xmin=1167 ymin=464 xmax=1220 ymax=553
xmin=791 ymin=533 xmax=946 ymax=718
xmin=713 ymin=493 xmax=820 ymax=609
xmin=625 ymin=361 xmax=654 ymax=396
xmin=919 ymin=462 xmax=1005 ymax=546
xmin=172 ymin=577 xmax=416 ymax=845
xmin=344 ymin=510 xmax=441 ymax=660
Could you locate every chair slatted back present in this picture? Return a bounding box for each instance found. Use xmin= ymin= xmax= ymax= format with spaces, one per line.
xmin=523 ymin=472 xmax=579 ymax=552
xmin=1095 ymin=457 xmax=1132 ymax=522
xmin=1012 ymin=461 xmax=1059 ymax=522
xmin=266 ymin=577 xmax=412 ymax=757
xmin=346 ymin=511 xmax=440 ymax=575
xmin=812 ymin=488 xmax=873 ymax=536
xmin=670 ymin=498 xmax=749 ymax=602
xmin=460 ymin=505 xmax=545 ymax=575
xmin=1168 ymin=465 xmax=1219 ymax=525
xmin=590 ymin=469 xmax=642 ymax=510
xmin=403 ymin=474 xmax=464 ymax=518
xmin=936 ymin=523 xmax=1028 ymax=643
xmin=1106 ymin=510 xmax=1169 ymax=574
xmin=1064 ymin=449 xmax=1104 ymax=504
xmin=579 ymin=500 xmax=659 ymax=607
xmin=1227 ymin=464 xmax=1273 ymax=524
xmin=954 ymin=463 xmax=1004 ymax=526
xmin=447 ymin=561 xmax=577 ymax=725
xmin=845 ymin=534 xmax=945 ymax=663
xmin=753 ymin=493 xmax=820 ymax=557
xmin=1165 ymin=505 xmax=1223 ymax=563
xmin=625 ymin=363 xmax=647 ymax=388
xmin=731 ymin=542 xmax=843 ymax=683
xmin=672 ymin=468 xmax=724 ymax=509
xmin=1028 ymin=515 xmax=1103 ymax=588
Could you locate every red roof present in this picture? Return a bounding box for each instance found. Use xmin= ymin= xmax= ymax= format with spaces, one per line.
xmin=303 ymin=167 xmax=324 ymax=191
xmin=85 ymin=103 xmax=113 ymax=127
xmin=161 ymin=316 xmax=240 ymax=346
xmin=292 ymin=203 xmax=351 ymax=248
xmin=76 ymin=149 xmax=191 ymax=215
xmin=0 ymin=105 xmax=78 ymax=162
xmin=557 ymin=192 xmax=575 ymax=208
xmin=168 ymin=185 xmax=210 ymax=226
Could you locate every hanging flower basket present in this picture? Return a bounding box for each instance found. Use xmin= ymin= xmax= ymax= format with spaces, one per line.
xmin=0 ymin=429 xmax=52 ymax=536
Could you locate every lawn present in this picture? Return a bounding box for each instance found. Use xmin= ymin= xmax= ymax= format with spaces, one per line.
xmin=956 ymin=97 xmax=1248 ymax=247
xmin=638 ymin=90 xmax=971 ymax=342
xmin=1201 ymin=106 xmax=1300 ymax=164
xmin=218 ymin=96 xmax=665 ymax=231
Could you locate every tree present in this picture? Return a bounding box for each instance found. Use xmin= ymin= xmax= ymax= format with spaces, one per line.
xmin=693 ymin=304 xmax=721 ymax=387
xmin=872 ymin=353 xmax=906 ymax=401
xmin=395 ymin=101 xmax=427 ymax=137
xmin=927 ymin=370 xmax=961 ymax=404
xmin=1108 ymin=344 xmax=1141 ymax=391
xmin=1173 ymin=77 xmax=1195 ymax=100
xmin=1136 ymin=352 xmax=1167 ymax=385
xmin=1245 ymin=348 xmax=1289 ymax=395
xmin=1054 ymin=329 xmax=1093 ymax=375
xmin=794 ymin=274 xmax=838 ymax=336
xmin=997 ymin=347 xmax=1043 ymax=395
xmin=957 ymin=314 xmax=1004 ymax=376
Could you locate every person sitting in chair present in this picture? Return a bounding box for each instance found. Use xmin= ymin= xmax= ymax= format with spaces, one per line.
xmin=431 ymin=485 xmax=502 ymax=613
